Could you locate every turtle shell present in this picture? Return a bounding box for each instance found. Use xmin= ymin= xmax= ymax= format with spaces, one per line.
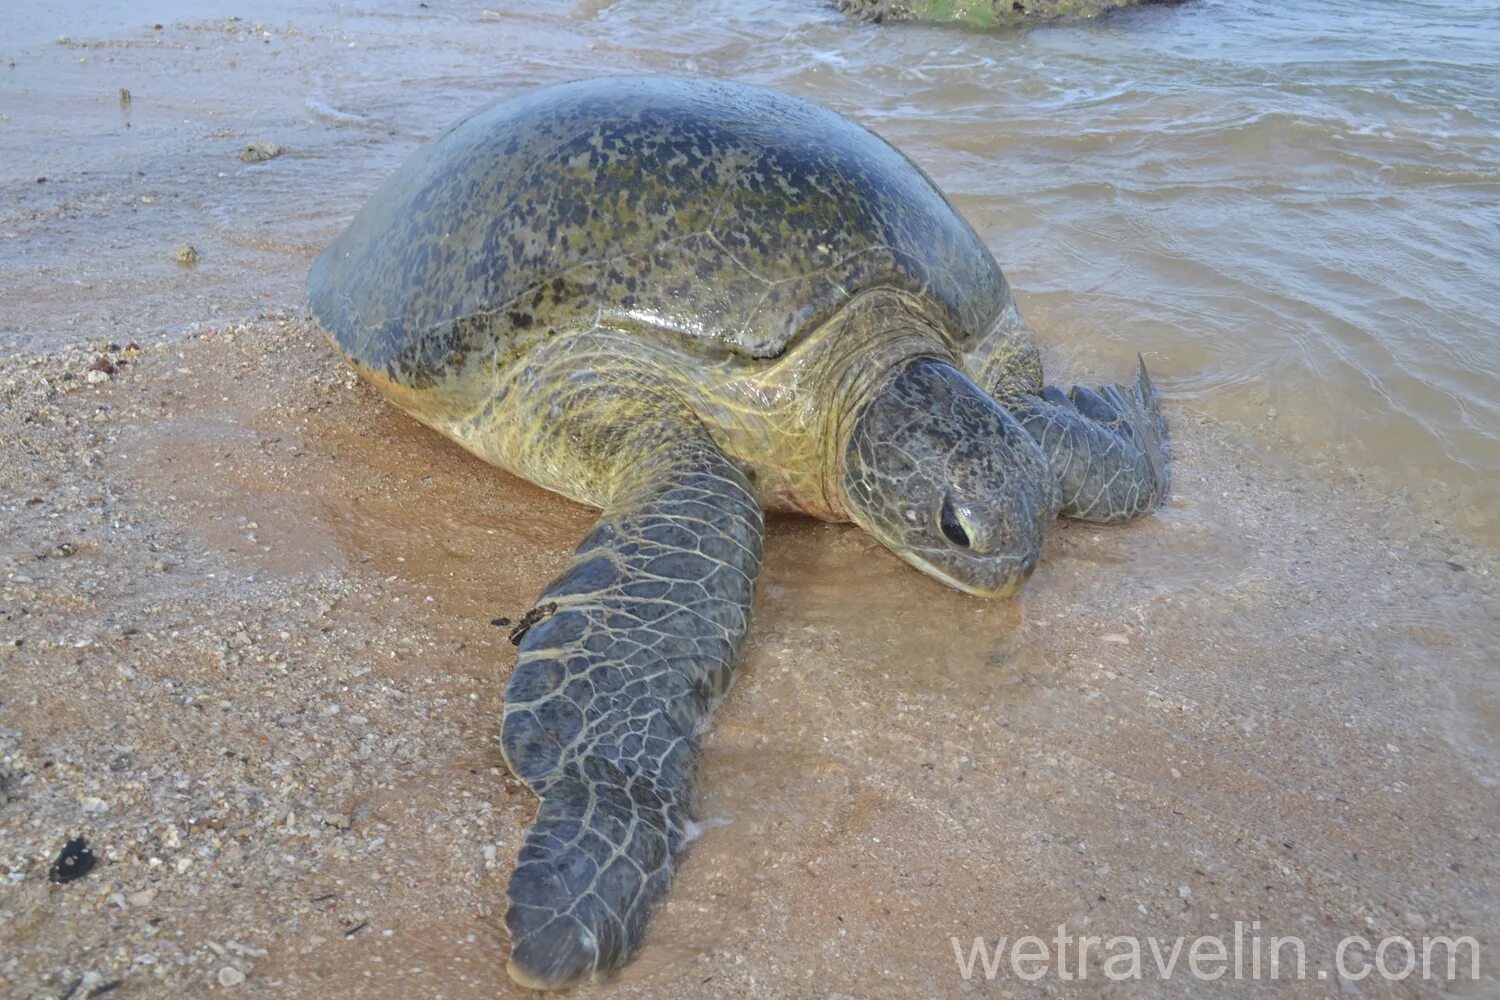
xmin=309 ymin=76 xmax=1008 ymax=388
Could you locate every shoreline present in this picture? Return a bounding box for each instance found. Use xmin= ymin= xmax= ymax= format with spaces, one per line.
xmin=4 ymin=1 xmax=1499 ymax=993
xmin=1 ymin=318 xmax=1495 ymax=996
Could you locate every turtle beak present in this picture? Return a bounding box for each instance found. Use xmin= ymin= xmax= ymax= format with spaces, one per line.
xmin=896 ymin=549 xmax=1036 ymax=599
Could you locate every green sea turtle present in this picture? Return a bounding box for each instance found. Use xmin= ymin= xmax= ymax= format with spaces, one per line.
xmin=308 ymin=75 xmax=1167 ymax=989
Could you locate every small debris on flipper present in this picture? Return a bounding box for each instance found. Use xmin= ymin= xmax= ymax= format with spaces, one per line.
xmin=49 ymin=837 xmax=96 ymax=883
xmin=508 ymin=602 xmax=557 ymax=645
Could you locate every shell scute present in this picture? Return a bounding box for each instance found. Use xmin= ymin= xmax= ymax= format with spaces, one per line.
xmin=308 ymin=76 xmax=1008 ymax=387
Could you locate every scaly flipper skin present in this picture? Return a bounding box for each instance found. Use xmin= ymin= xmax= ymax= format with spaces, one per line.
xmin=499 ymin=430 xmax=764 ymax=989
xmin=1009 ymin=357 xmax=1169 ymax=523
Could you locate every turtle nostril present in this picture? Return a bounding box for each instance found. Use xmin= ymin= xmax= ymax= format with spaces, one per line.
xmin=938 ymin=494 xmax=970 ymax=548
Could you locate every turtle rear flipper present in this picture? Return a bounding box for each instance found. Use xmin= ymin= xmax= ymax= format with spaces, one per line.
xmin=1013 ymin=356 xmax=1169 ymax=524
xmin=500 ymin=429 xmax=763 ymax=989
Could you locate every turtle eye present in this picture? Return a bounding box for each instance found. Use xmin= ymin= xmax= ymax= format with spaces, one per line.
xmin=938 ymin=494 xmax=970 ymax=548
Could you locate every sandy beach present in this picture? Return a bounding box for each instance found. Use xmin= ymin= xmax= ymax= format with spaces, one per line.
xmin=3 ymin=2 xmax=1498 ymax=998
xmin=4 ymin=298 xmax=1498 ymax=999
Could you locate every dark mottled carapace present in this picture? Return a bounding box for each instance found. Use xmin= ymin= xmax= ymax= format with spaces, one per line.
xmin=308 ymin=76 xmax=1007 ymax=389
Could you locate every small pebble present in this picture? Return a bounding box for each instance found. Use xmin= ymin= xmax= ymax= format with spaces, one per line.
xmin=227 ymin=941 xmax=268 ymax=957
xmin=218 ymin=966 xmax=246 ymax=987
xmin=173 ymin=244 xmax=200 ymax=265
xmin=239 ymin=141 xmax=282 ymax=163
xmin=48 ymin=837 xmax=96 ymax=883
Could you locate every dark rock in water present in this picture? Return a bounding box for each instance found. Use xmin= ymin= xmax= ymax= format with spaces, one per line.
xmin=840 ymin=0 xmax=1184 ymax=25
xmin=48 ymin=837 xmax=97 ymax=883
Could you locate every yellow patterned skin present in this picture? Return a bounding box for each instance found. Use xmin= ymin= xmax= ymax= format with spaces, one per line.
xmin=353 ymin=287 xmax=969 ymax=520
xmin=310 ymin=77 xmax=1168 ymax=988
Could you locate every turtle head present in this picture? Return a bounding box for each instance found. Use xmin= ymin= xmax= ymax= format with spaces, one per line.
xmin=838 ymin=357 xmax=1059 ymax=598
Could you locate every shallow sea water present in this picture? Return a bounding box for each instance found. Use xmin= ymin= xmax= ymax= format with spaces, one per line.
xmin=2 ymin=0 xmax=1496 ymax=540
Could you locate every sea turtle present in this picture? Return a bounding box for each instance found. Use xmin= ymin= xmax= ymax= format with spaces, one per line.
xmin=308 ymin=75 xmax=1167 ymax=989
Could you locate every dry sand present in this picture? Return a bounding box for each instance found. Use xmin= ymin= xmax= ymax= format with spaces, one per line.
xmin=2 ymin=4 xmax=1498 ymax=998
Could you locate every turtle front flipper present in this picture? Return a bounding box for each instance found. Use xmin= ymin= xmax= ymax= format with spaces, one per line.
xmin=499 ymin=430 xmax=763 ymax=989
xmin=1010 ymin=356 xmax=1169 ymax=523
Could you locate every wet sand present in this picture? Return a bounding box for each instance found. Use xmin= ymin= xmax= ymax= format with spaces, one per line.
xmin=3 ymin=2 xmax=1499 ymax=998
xmin=3 ymin=318 xmax=1497 ymax=998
